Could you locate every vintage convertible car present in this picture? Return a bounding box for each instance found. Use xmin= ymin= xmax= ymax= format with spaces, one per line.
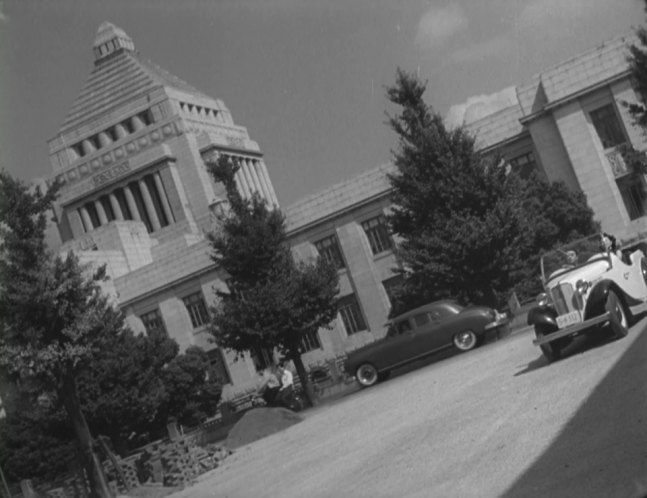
xmin=344 ymin=300 xmax=509 ymax=387
xmin=527 ymin=233 xmax=647 ymax=361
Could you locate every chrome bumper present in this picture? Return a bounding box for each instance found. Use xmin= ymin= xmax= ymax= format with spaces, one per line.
xmin=532 ymin=312 xmax=610 ymax=346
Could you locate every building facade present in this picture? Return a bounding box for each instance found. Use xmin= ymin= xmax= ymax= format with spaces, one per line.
xmin=46 ymin=25 xmax=647 ymax=398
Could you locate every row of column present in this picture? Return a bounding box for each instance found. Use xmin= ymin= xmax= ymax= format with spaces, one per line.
xmin=77 ymin=171 xmax=174 ymax=233
xmin=233 ymin=157 xmax=279 ymax=206
xmin=71 ymin=113 xmax=149 ymax=159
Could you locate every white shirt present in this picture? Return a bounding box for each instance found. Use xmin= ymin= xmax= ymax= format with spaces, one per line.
xmin=280 ymin=368 xmax=293 ymax=389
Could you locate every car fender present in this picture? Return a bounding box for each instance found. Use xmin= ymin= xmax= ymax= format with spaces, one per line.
xmin=527 ymin=306 xmax=557 ymax=328
xmin=583 ymin=279 xmax=635 ymax=319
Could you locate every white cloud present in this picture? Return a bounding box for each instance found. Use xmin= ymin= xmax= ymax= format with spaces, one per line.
xmin=415 ymin=4 xmax=468 ymax=48
xmin=445 ymin=86 xmax=518 ymax=128
xmin=0 ymin=2 xmax=6 ymax=23
xmin=450 ymin=35 xmax=515 ymax=63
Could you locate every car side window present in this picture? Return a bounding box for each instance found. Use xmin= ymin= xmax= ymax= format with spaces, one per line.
xmin=428 ymin=309 xmax=443 ymax=322
xmin=396 ymin=320 xmax=412 ymax=334
xmin=413 ymin=313 xmax=430 ymax=328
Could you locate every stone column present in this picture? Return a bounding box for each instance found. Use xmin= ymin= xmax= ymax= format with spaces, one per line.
xmin=98 ymin=131 xmax=112 ymax=148
xmin=261 ymin=161 xmax=279 ymax=206
xmin=249 ymin=159 xmax=270 ymax=202
xmin=94 ymin=199 xmax=108 ymax=226
xmin=235 ymin=165 xmax=251 ymax=200
xmin=81 ymin=139 xmax=96 ymax=156
xmin=240 ymin=160 xmax=256 ymax=198
xmin=256 ymin=161 xmax=278 ymax=206
xmin=115 ymin=123 xmax=128 ymax=139
xmin=109 ymin=192 xmax=124 ymax=220
xmin=139 ymin=178 xmax=162 ymax=231
xmin=154 ymin=172 xmax=175 ymax=225
xmin=123 ymin=185 xmax=142 ymax=221
xmin=131 ymin=115 xmax=146 ymax=131
xmin=79 ymin=206 xmax=93 ymax=232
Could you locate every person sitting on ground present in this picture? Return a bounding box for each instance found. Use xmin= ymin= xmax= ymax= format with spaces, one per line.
xmin=276 ymin=363 xmax=294 ymax=407
xmin=258 ymin=364 xmax=281 ymax=405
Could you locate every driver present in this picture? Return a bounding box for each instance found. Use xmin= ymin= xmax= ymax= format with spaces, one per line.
xmin=565 ymin=250 xmax=577 ymax=266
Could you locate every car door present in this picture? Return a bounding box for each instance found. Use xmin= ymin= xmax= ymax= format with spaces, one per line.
xmin=414 ymin=309 xmax=449 ymax=353
xmin=384 ymin=318 xmax=419 ymax=367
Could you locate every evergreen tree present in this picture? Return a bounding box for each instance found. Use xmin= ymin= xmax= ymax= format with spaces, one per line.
xmin=385 ymin=69 xmax=528 ymax=309
xmin=207 ymin=157 xmax=339 ymax=406
xmin=0 ymin=172 xmax=114 ymax=497
xmin=626 ymin=0 xmax=647 ymax=130
xmin=384 ymin=70 xmax=598 ymax=311
xmin=620 ymin=0 xmax=647 ymax=173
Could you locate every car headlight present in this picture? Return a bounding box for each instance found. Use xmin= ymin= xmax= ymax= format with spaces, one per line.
xmin=536 ymin=292 xmax=549 ymax=307
xmin=576 ymin=279 xmax=590 ymax=294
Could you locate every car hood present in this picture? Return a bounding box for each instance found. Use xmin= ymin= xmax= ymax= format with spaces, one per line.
xmin=547 ymin=260 xmax=609 ymax=289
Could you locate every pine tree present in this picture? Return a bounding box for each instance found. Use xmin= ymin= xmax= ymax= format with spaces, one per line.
xmin=384 ymin=70 xmax=598 ymax=311
xmin=385 ymin=69 xmax=528 ymax=309
xmin=207 ymin=157 xmax=339 ymax=406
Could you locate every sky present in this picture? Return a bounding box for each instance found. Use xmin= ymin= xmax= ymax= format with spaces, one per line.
xmin=0 ymin=0 xmax=644 ymax=207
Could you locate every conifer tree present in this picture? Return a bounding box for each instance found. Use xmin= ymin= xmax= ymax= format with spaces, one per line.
xmin=385 ymin=69 xmax=528 ymax=309
xmin=207 ymin=157 xmax=339 ymax=406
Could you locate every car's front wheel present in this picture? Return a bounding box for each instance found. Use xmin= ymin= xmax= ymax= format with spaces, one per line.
xmin=535 ymin=324 xmax=567 ymax=362
xmin=453 ymin=330 xmax=478 ymax=351
xmin=355 ymin=363 xmax=379 ymax=387
xmin=606 ymin=290 xmax=629 ymax=339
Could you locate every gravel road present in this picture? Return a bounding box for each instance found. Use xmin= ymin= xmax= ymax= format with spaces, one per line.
xmin=170 ymin=321 xmax=647 ymax=498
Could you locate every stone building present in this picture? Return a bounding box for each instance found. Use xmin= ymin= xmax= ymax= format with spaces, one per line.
xmin=46 ymin=24 xmax=647 ymax=398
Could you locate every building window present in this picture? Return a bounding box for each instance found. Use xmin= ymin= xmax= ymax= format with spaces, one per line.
xmin=250 ymin=347 xmax=274 ymax=372
xmin=338 ymin=294 xmax=367 ymax=335
xmin=206 ymin=348 xmax=231 ymax=385
xmin=182 ymin=292 xmax=210 ymax=328
xmin=617 ymin=173 xmax=647 ymax=220
xmin=509 ymin=152 xmax=536 ymax=179
xmin=300 ymin=330 xmax=322 ymax=353
xmin=590 ymin=104 xmax=626 ymax=149
xmin=361 ymin=215 xmax=393 ymax=255
xmin=314 ymin=234 xmax=345 ymax=270
xmin=382 ymin=275 xmax=404 ymax=307
xmin=140 ymin=308 xmax=167 ymax=336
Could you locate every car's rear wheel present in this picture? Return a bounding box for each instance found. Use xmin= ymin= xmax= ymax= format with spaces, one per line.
xmin=453 ymin=330 xmax=477 ymax=351
xmin=355 ymin=363 xmax=379 ymax=387
xmin=606 ymin=290 xmax=629 ymax=339
xmin=535 ymin=324 xmax=566 ymax=362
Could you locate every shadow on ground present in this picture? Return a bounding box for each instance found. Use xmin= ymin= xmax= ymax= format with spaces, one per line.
xmin=501 ymin=326 xmax=647 ymax=498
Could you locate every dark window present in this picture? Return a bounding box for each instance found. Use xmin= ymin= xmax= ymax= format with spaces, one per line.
xmin=206 ymin=348 xmax=231 ymax=385
xmin=140 ymin=309 xmax=167 ymax=336
xmin=509 ymin=152 xmax=536 ymax=179
xmin=617 ymin=173 xmax=647 ymax=220
xmin=182 ymin=292 xmax=210 ymax=328
xmin=361 ymin=215 xmax=393 ymax=255
xmin=396 ymin=320 xmax=412 ymax=334
xmin=382 ymin=275 xmax=404 ymax=307
xmin=590 ymin=104 xmax=626 ymax=149
xmin=413 ymin=313 xmax=430 ymax=328
xmin=300 ymin=330 xmax=322 ymax=352
xmin=314 ymin=235 xmax=345 ymax=270
xmin=250 ymin=347 xmax=274 ymax=372
xmin=338 ymin=294 xmax=367 ymax=335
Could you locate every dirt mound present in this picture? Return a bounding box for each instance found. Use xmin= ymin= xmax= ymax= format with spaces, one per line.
xmin=225 ymin=407 xmax=304 ymax=449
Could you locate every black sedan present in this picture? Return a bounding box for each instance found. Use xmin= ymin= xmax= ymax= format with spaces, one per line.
xmin=344 ymin=300 xmax=509 ymax=387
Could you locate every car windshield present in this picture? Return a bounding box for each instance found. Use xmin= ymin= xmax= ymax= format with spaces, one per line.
xmin=541 ymin=233 xmax=609 ymax=283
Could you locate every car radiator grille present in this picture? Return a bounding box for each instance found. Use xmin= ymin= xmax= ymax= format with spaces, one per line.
xmin=550 ymin=283 xmax=581 ymax=315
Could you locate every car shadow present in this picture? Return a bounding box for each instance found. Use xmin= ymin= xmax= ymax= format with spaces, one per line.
xmin=514 ymin=329 xmax=622 ymax=377
xmin=501 ymin=325 xmax=647 ymax=498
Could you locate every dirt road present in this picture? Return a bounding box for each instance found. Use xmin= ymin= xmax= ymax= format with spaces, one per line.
xmin=171 ymin=322 xmax=647 ymax=498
